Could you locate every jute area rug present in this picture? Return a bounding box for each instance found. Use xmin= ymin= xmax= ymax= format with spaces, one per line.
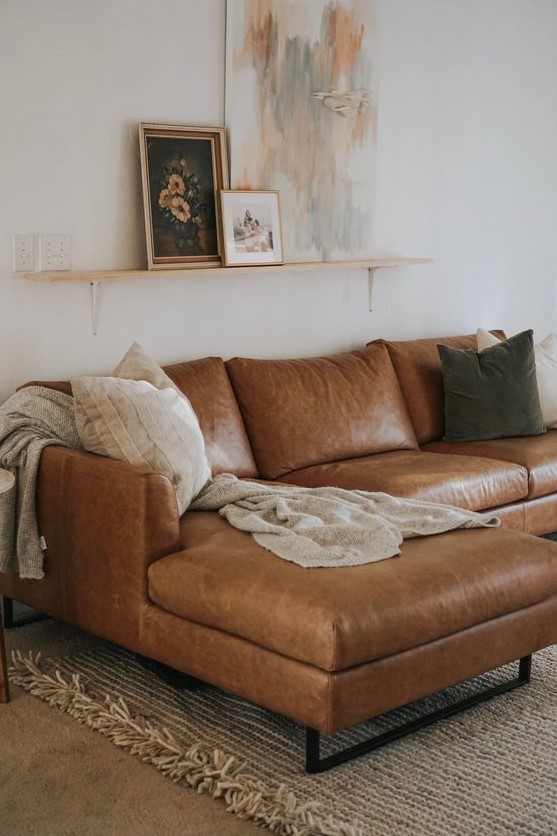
xmin=9 ymin=643 xmax=557 ymax=836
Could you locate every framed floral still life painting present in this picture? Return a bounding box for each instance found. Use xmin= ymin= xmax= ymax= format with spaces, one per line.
xmin=139 ymin=124 xmax=228 ymax=269
xmin=219 ymin=190 xmax=283 ymax=267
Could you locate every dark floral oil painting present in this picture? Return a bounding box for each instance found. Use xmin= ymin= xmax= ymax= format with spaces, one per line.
xmin=139 ymin=124 xmax=228 ymax=269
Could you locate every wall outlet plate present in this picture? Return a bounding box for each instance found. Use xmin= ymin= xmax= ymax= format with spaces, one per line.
xmin=13 ymin=234 xmax=35 ymax=272
xmin=39 ymin=234 xmax=72 ymax=271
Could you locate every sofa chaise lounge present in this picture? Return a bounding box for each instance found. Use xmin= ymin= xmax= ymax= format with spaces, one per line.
xmin=3 ymin=332 xmax=557 ymax=772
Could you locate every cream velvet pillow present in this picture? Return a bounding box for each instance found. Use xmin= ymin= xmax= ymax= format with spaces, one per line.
xmin=477 ymin=328 xmax=557 ymax=428
xmin=72 ymin=376 xmax=210 ymax=515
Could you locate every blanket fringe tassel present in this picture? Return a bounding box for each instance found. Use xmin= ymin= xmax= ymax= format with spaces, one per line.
xmin=9 ymin=651 xmax=361 ymax=836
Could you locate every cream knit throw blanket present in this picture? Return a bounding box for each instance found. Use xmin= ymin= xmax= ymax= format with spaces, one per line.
xmin=0 ymin=386 xmax=82 ymax=579
xmin=191 ymin=473 xmax=500 ymax=568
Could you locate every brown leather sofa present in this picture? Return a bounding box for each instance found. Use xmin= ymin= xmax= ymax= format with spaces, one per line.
xmin=3 ymin=332 xmax=557 ymax=771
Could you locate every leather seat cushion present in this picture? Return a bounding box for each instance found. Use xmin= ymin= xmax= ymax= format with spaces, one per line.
xmin=280 ymin=449 xmax=528 ymax=511
xmin=148 ymin=511 xmax=557 ymax=672
xmin=425 ymin=431 xmax=557 ymax=500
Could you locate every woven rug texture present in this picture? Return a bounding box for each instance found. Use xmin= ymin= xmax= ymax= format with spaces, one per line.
xmin=9 ymin=643 xmax=557 ymax=836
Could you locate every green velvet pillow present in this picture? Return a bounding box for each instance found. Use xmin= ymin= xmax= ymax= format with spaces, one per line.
xmin=437 ymin=329 xmax=544 ymax=441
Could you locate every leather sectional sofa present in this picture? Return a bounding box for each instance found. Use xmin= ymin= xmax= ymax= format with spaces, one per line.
xmin=3 ymin=332 xmax=557 ymax=771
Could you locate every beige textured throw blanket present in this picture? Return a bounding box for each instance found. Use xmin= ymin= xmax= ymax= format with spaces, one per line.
xmin=0 ymin=386 xmax=82 ymax=579
xmin=191 ymin=473 xmax=500 ymax=568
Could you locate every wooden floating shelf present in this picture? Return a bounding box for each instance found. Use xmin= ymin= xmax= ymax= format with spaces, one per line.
xmin=24 ymin=257 xmax=432 ymax=284
xmin=23 ymin=257 xmax=432 ymax=335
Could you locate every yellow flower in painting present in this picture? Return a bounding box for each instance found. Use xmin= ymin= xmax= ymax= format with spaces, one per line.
xmin=158 ymin=163 xmax=203 ymax=231
xmin=170 ymin=197 xmax=191 ymax=223
xmin=168 ymin=173 xmax=186 ymax=195
xmin=158 ymin=188 xmax=172 ymax=209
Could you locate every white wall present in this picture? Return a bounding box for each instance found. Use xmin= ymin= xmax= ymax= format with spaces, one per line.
xmin=1 ymin=0 xmax=557 ymax=402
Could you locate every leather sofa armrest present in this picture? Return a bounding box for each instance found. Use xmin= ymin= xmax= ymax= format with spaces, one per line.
xmin=35 ymin=446 xmax=182 ymax=646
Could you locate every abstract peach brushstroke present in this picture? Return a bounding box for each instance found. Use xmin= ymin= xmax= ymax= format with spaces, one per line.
xmin=226 ymin=0 xmax=377 ymax=261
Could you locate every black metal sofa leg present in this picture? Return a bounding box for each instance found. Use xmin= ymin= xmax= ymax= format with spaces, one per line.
xmin=2 ymin=596 xmax=50 ymax=629
xmin=305 ymin=655 xmax=532 ymax=773
xmin=2 ymin=597 xmax=13 ymax=629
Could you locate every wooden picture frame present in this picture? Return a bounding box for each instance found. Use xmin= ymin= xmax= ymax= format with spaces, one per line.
xmin=219 ymin=190 xmax=283 ymax=267
xmin=139 ymin=123 xmax=228 ymax=269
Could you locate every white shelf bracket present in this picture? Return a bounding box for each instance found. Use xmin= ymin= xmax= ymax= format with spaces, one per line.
xmin=90 ymin=281 xmax=102 ymax=335
xmin=368 ymin=268 xmax=376 ymax=312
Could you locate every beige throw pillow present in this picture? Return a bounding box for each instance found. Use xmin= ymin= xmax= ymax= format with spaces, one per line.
xmin=113 ymin=340 xmax=211 ymax=483
xmin=72 ymin=376 xmax=210 ymax=515
xmin=477 ymin=328 xmax=557 ymax=428
xmin=113 ymin=341 xmax=182 ymax=394
xmin=112 ymin=342 xmax=211 ymax=479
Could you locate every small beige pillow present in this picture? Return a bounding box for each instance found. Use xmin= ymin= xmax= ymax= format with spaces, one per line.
xmin=72 ymin=376 xmax=210 ymax=514
xmin=113 ymin=340 xmax=211 ymax=481
xmin=113 ymin=341 xmax=182 ymax=394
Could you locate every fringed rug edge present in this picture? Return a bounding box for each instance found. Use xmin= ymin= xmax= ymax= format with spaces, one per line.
xmin=9 ymin=650 xmax=362 ymax=836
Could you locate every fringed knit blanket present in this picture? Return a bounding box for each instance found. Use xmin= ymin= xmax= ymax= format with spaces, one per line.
xmin=191 ymin=473 xmax=500 ymax=568
xmin=0 ymin=386 xmax=82 ymax=579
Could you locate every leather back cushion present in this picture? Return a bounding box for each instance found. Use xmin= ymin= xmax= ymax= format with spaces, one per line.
xmin=372 ymin=332 xmax=506 ymax=444
xmin=164 ymin=357 xmax=258 ymax=478
xmin=226 ymin=344 xmax=418 ymax=479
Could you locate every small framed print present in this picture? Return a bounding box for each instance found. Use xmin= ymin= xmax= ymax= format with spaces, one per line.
xmin=219 ymin=190 xmax=283 ymax=267
xmin=139 ymin=123 xmax=228 ymax=269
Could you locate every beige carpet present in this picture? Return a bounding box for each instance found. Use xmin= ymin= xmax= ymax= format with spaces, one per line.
xmin=3 ymin=620 xmax=557 ymax=835
xmin=1 ymin=619 xmax=260 ymax=836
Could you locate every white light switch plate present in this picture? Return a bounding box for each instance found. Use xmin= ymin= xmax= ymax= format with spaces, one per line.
xmin=13 ymin=234 xmax=35 ymax=271
xmin=39 ymin=234 xmax=72 ymax=270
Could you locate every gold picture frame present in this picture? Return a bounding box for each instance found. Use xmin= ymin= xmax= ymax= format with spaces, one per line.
xmin=139 ymin=123 xmax=229 ymax=269
xmin=219 ymin=190 xmax=284 ymax=267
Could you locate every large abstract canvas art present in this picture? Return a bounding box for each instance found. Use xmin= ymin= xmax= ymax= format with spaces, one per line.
xmin=225 ymin=0 xmax=377 ymax=262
